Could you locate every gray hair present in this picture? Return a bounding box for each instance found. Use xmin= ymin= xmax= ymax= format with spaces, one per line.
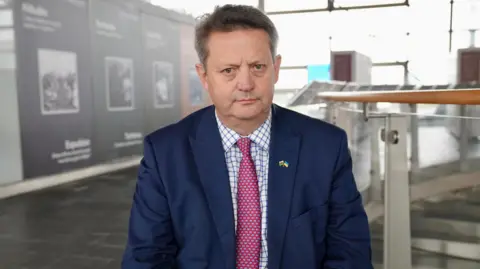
xmin=194 ymin=4 xmax=279 ymax=68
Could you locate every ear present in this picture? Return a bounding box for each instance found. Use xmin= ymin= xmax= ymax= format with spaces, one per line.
xmin=273 ymin=54 xmax=282 ymax=84
xmin=195 ymin=63 xmax=208 ymax=91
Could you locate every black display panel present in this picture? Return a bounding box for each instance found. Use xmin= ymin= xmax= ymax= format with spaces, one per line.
xmin=14 ymin=0 xmax=94 ymax=178
xmin=141 ymin=13 xmax=182 ymax=134
xmin=90 ymin=0 xmax=145 ymax=162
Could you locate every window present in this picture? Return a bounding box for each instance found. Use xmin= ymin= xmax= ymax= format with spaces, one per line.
xmin=149 ymin=0 xmax=258 ymax=16
xmin=328 ymin=7 xmax=410 ymax=37
xmin=452 ymin=0 xmax=480 ymax=31
xmin=275 ymin=68 xmax=308 ymax=90
xmin=408 ymin=31 xmax=450 ymax=60
xmin=451 ymin=30 xmax=474 ymax=51
xmin=269 ymin=13 xmax=330 ymax=66
xmin=331 ymin=33 xmax=410 ymax=63
xmin=329 ymin=7 xmax=410 ymax=62
xmin=265 ymin=0 xmax=326 ymax=13
xmin=408 ymin=0 xmax=451 ymax=32
xmin=330 ymin=33 xmax=371 ymax=57
xmin=372 ymin=65 xmax=405 ymax=84
xmin=369 ymin=33 xmax=409 ymax=62
xmin=407 ymin=31 xmax=451 ymax=85
xmin=330 ymin=34 xmax=409 ymax=63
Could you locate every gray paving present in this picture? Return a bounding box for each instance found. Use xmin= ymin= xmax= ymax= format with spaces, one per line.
xmin=0 ymin=169 xmax=137 ymax=269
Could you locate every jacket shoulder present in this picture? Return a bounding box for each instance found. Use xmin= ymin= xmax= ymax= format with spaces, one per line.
xmin=145 ymin=106 xmax=211 ymax=145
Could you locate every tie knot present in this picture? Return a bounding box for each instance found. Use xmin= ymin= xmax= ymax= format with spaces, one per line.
xmin=237 ymin=137 xmax=251 ymax=156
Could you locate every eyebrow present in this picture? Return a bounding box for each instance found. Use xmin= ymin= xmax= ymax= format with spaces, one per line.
xmin=248 ymin=60 xmax=265 ymax=65
xmin=217 ymin=60 xmax=266 ymax=67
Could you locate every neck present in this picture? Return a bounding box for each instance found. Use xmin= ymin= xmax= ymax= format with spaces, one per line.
xmin=217 ymin=109 xmax=270 ymax=136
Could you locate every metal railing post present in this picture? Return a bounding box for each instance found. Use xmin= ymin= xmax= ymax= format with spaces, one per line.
xmin=459 ymin=105 xmax=469 ymax=172
xmin=325 ymin=101 xmax=336 ymax=124
xmin=369 ymin=111 xmax=382 ymax=202
xmin=409 ymin=104 xmax=419 ymax=173
xmin=383 ymin=114 xmax=412 ymax=269
xmin=334 ymin=106 xmax=352 ymax=148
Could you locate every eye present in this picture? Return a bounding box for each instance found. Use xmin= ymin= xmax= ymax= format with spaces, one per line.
xmin=222 ymin=68 xmax=233 ymax=74
xmin=253 ymin=64 xmax=264 ymax=70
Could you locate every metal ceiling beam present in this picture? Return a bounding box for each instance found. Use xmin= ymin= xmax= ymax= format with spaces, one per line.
xmin=328 ymin=0 xmax=334 ymax=12
xmin=449 ymin=0 xmax=454 ymax=52
xmin=266 ymin=1 xmax=408 ymax=16
xmin=280 ymin=61 xmax=409 ymax=71
xmin=280 ymin=66 xmax=307 ymax=70
xmin=373 ymin=61 xmax=408 ymax=67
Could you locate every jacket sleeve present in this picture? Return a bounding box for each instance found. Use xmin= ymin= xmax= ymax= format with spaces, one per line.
xmin=122 ymin=135 xmax=177 ymax=269
xmin=323 ymin=130 xmax=373 ymax=269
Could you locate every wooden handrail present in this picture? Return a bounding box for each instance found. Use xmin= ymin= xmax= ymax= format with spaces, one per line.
xmin=315 ymin=89 xmax=480 ymax=105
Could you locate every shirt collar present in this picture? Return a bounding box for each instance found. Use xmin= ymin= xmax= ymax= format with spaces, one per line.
xmin=215 ymin=109 xmax=272 ymax=152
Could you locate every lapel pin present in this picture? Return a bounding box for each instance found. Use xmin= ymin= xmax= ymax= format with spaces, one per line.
xmin=278 ymin=160 xmax=289 ymax=168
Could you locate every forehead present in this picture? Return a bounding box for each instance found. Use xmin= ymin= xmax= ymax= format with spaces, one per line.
xmin=206 ymin=29 xmax=272 ymax=64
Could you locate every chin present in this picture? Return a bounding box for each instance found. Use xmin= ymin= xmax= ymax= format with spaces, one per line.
xmin=232 ymin=104 xmax=267 ymax=120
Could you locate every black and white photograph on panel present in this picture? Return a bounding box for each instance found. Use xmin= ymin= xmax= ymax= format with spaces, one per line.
xmin=38 ymin=48 xmax=79 ymax=115
xmin=189 ymin=66 xmax=204 ymax=106
xmin=153 ymin=61 xmax=174 ymax=108
xmin=105 ymin=56 xmax=134 ymax=111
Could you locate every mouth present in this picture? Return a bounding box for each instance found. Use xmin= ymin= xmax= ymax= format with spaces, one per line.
xmin=236 ymin=98 xmax=257 ymax=104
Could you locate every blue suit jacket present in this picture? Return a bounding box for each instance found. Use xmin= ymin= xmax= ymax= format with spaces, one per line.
xmin=122 ymin=104 xmax=372 ymax=269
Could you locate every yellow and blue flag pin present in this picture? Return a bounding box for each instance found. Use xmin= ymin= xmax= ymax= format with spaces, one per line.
xmin=278 ymin=160 xmax=289 ymax=168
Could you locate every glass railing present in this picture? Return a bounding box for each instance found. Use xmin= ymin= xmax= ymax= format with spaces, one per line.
xmin=280 ymin=82 xmax=480 ymax=269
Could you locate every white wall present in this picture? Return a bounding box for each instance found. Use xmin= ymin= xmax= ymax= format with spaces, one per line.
xmin=0 ymin=54 xmax=23 ymax=185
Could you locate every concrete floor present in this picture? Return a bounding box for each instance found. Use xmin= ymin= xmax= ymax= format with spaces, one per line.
xmin=0 ymin=169 xmax=136 ymax=269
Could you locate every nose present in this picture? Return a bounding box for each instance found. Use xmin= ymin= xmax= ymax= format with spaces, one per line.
xmin=236 ymin=67 xmax=254 ymax=92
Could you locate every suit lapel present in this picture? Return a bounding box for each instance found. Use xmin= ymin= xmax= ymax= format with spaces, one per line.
xmin=189 ymin=107 xmax=235 ymax=269
xmin=268 ymin=105 xmax=301 ymax=269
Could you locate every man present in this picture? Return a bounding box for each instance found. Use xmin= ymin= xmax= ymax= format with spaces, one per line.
xmin=122 ymin=4 xmax=372 ymax=269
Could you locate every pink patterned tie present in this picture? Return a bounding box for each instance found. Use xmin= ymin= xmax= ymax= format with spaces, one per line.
xmin=236 ymin=137 xmax=261 ymax=269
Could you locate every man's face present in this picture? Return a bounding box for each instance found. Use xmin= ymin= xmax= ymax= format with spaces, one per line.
xmin=196 ymin=29 xmax=281 ymax=121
